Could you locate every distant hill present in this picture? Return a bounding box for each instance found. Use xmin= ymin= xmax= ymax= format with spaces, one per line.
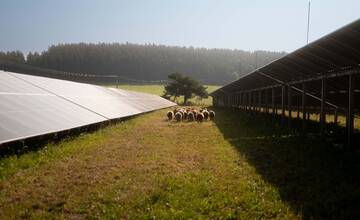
xmin=1 ymin=43 xmax=286 ymax=85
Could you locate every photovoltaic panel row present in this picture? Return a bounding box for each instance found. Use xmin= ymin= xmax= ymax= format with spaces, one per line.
xmin=13 ymin=73 xmax=175 ymax=119
xmin=212 ymin=18 xmax=360 ymax=109
xmin=0 ymin=71 xmax=107 ymax=144
xmin=0 ymin=71 xmax=176 ymax=144
xmin=109 ymin=88 xmax=176 ymax=112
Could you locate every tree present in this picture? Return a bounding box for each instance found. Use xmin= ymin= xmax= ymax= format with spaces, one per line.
xmin=164 ymin=73 xmax=208 ymax=104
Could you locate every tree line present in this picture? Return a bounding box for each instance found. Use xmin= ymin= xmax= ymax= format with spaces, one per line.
xmin=1 ymin=43 xmax=286 ymax=84
xmin=0 ymin=51 xmax=25 ymax=64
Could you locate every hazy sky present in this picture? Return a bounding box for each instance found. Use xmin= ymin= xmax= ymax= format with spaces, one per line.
xmin=1 ymin=0 xmax=359 ymax=54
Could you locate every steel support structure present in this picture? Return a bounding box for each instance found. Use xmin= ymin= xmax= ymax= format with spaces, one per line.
xmin=334 ymin=108 xmax=338 ymax=124
xmin=265 ymin=89 xmax=269 ymax=114
xmin=346 ymin=74 xmax=354 ymax=145
xmin=272 ymin=87 xmax=276 ymax=124
xmin=288 ymin=85 xmax=292 ymax=128
xmin=320 ymin=78 xmax=326 ymax=134
xmin=302 ymin=82 xmax=307 ymax=132
xmin=211 ymin=68 xmax=358 ymax=145
xmin=258 ymin=90 xmax=262 ymax=113
xmin=281 ymin=85 xmax=285 ymax=126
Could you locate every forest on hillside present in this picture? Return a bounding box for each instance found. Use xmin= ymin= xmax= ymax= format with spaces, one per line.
xmin=1 ymin=43 xmax=286 ymax=84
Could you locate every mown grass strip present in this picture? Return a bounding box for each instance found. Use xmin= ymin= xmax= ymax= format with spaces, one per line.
xmin=0 ymin=119 xmax=140 ymax=181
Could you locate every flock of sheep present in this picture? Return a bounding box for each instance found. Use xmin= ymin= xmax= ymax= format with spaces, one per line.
xmin=166 ymin=108 xmax=215 ymax=122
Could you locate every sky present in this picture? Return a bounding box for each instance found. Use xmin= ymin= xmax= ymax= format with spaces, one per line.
xmin=0 ymin=0 xmax=359 ymax=54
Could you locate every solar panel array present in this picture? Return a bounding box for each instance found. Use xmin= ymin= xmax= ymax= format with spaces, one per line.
xmin=210 ymin=19 xmax=360 ymax=144
xmin=211 ymin=18 xmax=360 ymax=110
xmin=0 ymin=71 xmax=176 ymax=144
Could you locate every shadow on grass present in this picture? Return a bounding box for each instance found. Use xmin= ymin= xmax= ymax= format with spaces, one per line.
xmin=213 ymin=107 xmax=360 ymax=219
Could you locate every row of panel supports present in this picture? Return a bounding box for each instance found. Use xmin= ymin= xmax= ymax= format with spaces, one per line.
xmin=213 ymin=74 xmax=356 ymax=145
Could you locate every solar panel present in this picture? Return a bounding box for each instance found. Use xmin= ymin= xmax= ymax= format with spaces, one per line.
xmin=211 ymin=18 xmax=360 ymax=109
xmin=0 ymin=72 xmax=107 ymax=144
xmin=0 ymin=71 xmax=175 ymax=144
xmin=12 ymin=73 xmax=175 ymax=119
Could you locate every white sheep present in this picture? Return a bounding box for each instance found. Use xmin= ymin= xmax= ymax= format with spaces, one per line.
xmin=183 ymin=111 xmax=188 ymax=120
xmin=202 ymin=110 xmax=209 ymax=120
xmin=187 ymin=112 xmax=195 ymax=121
xmin=196 ymin=112 xmax=204 ymax=122
xmin=191 ymin=110 xmax=198 ymax=118
xmin=209 ymin=110 xmax=215 ymax=120
xmin=175 ymin=112 xmax=182 ymax=122
xmin=166 ymin=111 xmax=174 ymax=121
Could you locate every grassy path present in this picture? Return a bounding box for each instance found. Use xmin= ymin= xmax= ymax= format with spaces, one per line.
xmin=1 ymin=108 xmax=359 ymax=219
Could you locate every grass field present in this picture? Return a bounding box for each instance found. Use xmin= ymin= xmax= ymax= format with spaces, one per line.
xmin=115 ymin=84 xmax=220 ymax=106
xmin=1 ymin=107 xmax=360 ymax=219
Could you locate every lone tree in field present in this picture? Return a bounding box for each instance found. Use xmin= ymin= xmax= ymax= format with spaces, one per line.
xmin=163 ymin=73 xmax=208 ymax=104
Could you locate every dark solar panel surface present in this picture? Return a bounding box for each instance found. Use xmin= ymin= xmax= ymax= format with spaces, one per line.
xmin=0 ymin=71 xmax=175 ymax=144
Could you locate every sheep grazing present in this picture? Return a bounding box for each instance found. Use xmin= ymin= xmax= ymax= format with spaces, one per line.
xmin=202 ymin=110 xmax=209 ymax=120
xmin=166 ymin=111 xmax=174 ymax=120
xmin=196 ymin=112 xmax=204 ymax=122
xmin=167 ymin=107 xmax=213 ymax=123
xmin=187 ymin=112 xmax=195 ymax=121
xmin=178 ymin=110 xmax=184 ymax=119
xmin=183 ymin=111 xmax=188 ymax=120
xmin=175 ymin=112 xmax=182 ymax=122
xmin=209 ymin=110 xmax=215 ymax=120
xmin=191 ymin=110 xmax=198 ymax=118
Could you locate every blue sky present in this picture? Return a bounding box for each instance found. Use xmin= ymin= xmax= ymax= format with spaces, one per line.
xmin=0 ymin=0 xmax=359 ymax=54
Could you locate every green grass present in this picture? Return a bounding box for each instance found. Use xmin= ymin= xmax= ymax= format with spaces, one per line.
xmin=1 ymin=107 xmax=359 ymax=219
xmin=0 ymin=123 xmax=136 ymax=181
xmin=115 ymin=84 xmax=165 ymax=96
xmin=114 ymin=84 xmax=220 ymax=106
